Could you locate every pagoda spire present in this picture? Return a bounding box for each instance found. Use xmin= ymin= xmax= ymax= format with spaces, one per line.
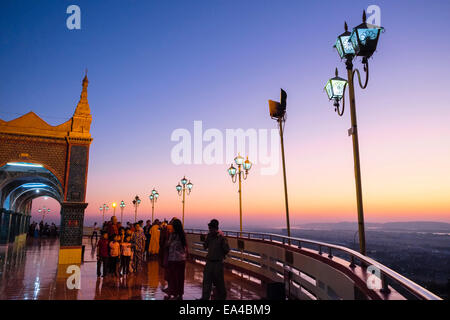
xmin=74 ymin=69 xmax=91 ymax=116
xmin=70 ymin=71 xmax=92 ymax=138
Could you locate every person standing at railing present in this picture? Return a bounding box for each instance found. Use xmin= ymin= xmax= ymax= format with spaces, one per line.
xmin=199 ymin=219 xmax=230 ymax=300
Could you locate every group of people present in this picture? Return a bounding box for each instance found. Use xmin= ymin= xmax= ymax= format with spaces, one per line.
xmin=28 ymin=221 xmax=58 ymax=238
xmin=91 ymin=216 xmax=230 ymax=300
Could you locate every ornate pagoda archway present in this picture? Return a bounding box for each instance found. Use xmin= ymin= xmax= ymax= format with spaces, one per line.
xmin=0 ymin=74 xmax=93 ymax=264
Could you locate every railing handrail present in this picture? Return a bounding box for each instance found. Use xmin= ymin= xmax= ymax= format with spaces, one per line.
xmin=185 ymin=229 xmax=442 ymax=300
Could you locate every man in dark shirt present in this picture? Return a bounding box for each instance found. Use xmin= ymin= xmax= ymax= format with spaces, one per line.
xmin=144 ymin=220 xmax=151 ymax=260
xmin=107 ymin=216 xmax=119 ymax=239
xmin=200 ymin=219 xmax=230 ymax=300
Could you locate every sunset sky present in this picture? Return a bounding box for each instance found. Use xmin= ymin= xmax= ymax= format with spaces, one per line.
xmin=1 ymin=0 xmax=450 ymax=229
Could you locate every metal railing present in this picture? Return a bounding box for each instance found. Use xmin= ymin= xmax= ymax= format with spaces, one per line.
xmin=185 ymin=229 xmax=442 ymax=300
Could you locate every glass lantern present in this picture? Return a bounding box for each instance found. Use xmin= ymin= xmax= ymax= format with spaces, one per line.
xmin=243 ymin=157 xmax=252 ymax=171
xmin=350 ymin=11 xmax=384 ymax=59
xmin=334 ymin=22 xmax=355 ymax=59
xmin=324 ymin=68 xmax=348 ymax=101
xmin=234 ymin=154 xmax=244 ymax=166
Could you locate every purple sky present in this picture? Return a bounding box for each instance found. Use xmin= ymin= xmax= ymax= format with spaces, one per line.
xmin=1 ymin=0 xmax=450 ymax=229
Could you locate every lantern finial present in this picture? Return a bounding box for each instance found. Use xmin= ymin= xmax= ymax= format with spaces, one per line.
xmin=344 ymin=22 xmax=348 ymax=32
xmin=335 ymin=67 xmax=338 ymax=77
xmin=362 ymin=10 xmax=367 ymax=23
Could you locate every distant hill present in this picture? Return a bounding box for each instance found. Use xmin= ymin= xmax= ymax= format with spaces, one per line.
xmin=294 ymin=221 xmax=450 ymax=233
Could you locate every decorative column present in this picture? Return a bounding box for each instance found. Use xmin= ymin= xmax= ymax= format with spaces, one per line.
xmin=58 ymin=73 xmax=92 ymax=264
xmin=58 ymin=202 xmax=87 ymax=264
xmin=26 ymin=215 xmax=31 ymax=234
xmin=8 ymin=211 xmax=17 ymax=242
xmin=14 ymin=213 xmax=23 ymax=239
xmin=18 ymin=213 xmax=24 ymax=235
xmin=0 ymin=209 xmax=3 ymax=235
xmin=0 ymin=209 xmax=12 ymax=244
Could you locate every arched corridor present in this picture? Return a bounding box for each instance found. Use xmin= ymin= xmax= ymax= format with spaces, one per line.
xmin=0 ymin=162 xmax=64 ymax=244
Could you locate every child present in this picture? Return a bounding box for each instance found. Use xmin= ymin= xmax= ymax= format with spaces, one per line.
xmin=109 ymin=235 xmax=121 ymax=277
xmin=119 ymin=227 xmax=125 ymax=243
xmin=96 ymin=232 xmax=109 ymax=277
xmin=121 ymin=236 xmax=132 ymax=276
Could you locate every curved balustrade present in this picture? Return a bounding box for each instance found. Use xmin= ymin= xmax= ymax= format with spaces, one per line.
xmin=185 ymin=229 xmax=442 ymax=300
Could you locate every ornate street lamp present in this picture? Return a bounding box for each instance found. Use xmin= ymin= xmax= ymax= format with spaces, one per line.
xmin=149 ymin=188 xmax=159 ymax=222
xmin=176 ymin=177 xmax=193 ymax=226
xmin=119 ymin=200 xmax=125 ymax=223
xmin=99 ymin=204 xmax=109 ymax=223
xmin=268 ymin=89 xmax=291 ymax=238
xmin=112 ymin=202 xmax=117 ymax=217
xmin=228 ymin=154 xmax=252 ymax=233
xmin=324 ymin=11 xmax=384 ymax=256
xmin=132 ymin=195 xmax=141 ymax=223
xmin=38 ymin=206 xmax=50 ymax=222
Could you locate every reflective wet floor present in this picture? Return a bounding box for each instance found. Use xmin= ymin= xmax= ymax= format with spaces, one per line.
xmin=0 ymin=237 xmax=263 ymax=300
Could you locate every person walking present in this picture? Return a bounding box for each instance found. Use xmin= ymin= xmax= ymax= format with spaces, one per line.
xmin=199 ymin=219 xmax=230 ymax=300
xmin=164 ymin=219 xmax=188 ymax=300
xmin=91 ymin=222 xmax=99 ymax=242
xmin=97 ymin=232 xmax=109 ymax=277
xmin=33 ymin=222 xmax=39 ymax=238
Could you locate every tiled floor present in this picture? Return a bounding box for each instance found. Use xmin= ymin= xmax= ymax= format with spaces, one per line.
xmin=0 ymin=237 xmax=263 ymax=300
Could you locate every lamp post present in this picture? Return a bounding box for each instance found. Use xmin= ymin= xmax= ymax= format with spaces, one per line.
xmin=132 ymin=195 xmax=141 ymax=223
xmin=119 ymin=200 xmax=125 ymax=224
xmin=45 ymin=208 xmax=50 ymax=222
xmin=324 ymin=11 xmax=384 ymax=255
xmin=112 ymin=202 xmax=117 ymax=217
xmin=268 ymin=89 xmax=291 ymax=238
xmin=176 ymin=177 xmax=193 ymax=227
xmin=99 ymin=204 xmax=109 ymax=223
xmin=227 ymin=154 xmax=252 ymax=233
xmin=42 ymin=206 xmax=47 ymax=222
xmin=149 ymin=189 xmax=159 ymax=223
xmin=38 ymin=206 xmax=48 ymax=222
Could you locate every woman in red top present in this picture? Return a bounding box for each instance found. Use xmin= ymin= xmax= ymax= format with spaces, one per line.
xmin=96 ymin=232 xmax=109 ymax=277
